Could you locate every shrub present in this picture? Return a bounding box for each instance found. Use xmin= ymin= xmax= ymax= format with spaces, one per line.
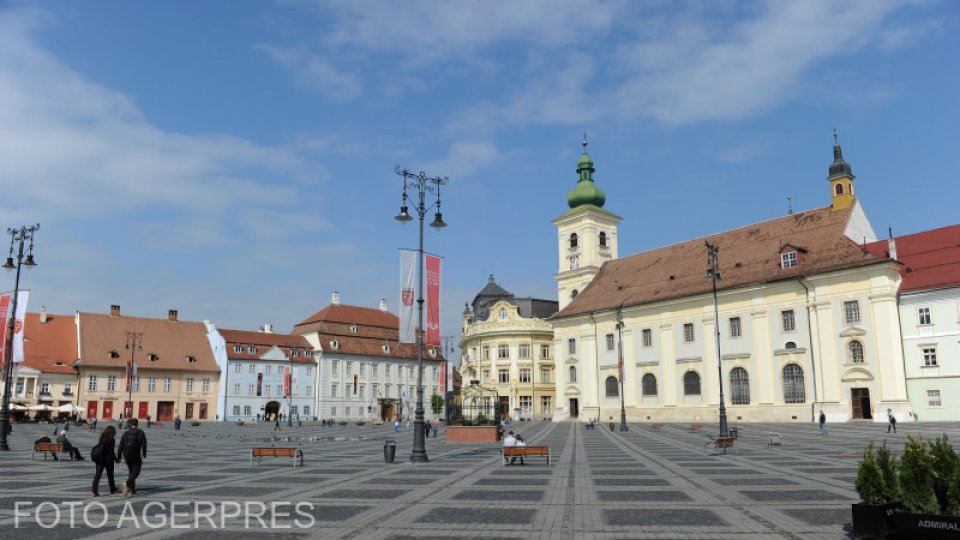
xmin=948 ymin=466 xmax=960 ymax=516
xmin=929 ymin=434 xmax=959 ymax=512
xmin=855 ymin=442 xmax=886 ymax=505
xmin=876 ymin=441 xmax=900 ymax=503
xmin=900 ymin=436 xmax=939 ymax=513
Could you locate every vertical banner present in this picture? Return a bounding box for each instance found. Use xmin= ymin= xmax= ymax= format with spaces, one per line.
xmin=617 ymin=336 xmax=624 ymax=382
xmin=425 ymin=255 xmax=441 ymax=347
xmin=283 ymin=367 xmax=291 ymax=398
xmin=256 ymin=373 xmax=263 ymax=396
xmin=12 ymin=290 xmax=28 ymax=363
xmin=126 ymin=361 xmax=132 ymax=392
xmin=439 ymin=361 xmax=446 ymax=392
xmin=399 ymin=250 xmax=416 ymax=343
xmin=0 ymin=293 xmax=10 ymax=375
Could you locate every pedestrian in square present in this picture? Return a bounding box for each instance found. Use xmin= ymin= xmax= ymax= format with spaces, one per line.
xmin=118 ymin=418 xmax=147 ymax=496
xmin=819 ymin=410 xmax=827 ymax=436
xmin=91 ymin=426 xmax=120 ymax=497
xmin=886 ymin=409 xmax=897 ymax=433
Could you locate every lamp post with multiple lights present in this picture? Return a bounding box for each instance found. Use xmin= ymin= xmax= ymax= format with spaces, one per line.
xmin=0 ymin=224 xmax=40 ymax=451
xmin=394 ymin=165 xmax=447 ymax=463
xmin=125 ymin=332 xmax=143 ymax=422
xmin=706 ymin=241 xmax=730 ymax=438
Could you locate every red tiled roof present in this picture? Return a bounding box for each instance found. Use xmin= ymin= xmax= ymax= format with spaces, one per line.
xmin=219 ymin=329 xmax=315 ymax=364
xmin=555 ymin=205 xmax=889 ymax=319
xmin=76 ymin=312 xmax=219 ymax=373
xmin=23 ymin=312 xmax=79 ymax=374
xmin=865 ymin=225 xmax=960 ymax=293
xmin=296 ymin=304 xmax=398 ymax=329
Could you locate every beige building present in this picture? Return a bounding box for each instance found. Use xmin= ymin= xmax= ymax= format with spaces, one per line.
xmin=74 ymin=306 xmax=220 ymax=422
xmin=5 ymin=309 xmax=81 ymax=419
xmin=551 ymin=139 xmax=910 ymax=424
xmin=460 ymin=276 xmax=558 ymax=420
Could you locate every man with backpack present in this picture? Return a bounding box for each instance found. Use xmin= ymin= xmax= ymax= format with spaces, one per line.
xmin=118 ymin=418 xmax=147 ymax=496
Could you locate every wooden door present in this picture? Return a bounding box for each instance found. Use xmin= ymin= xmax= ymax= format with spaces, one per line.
xmin=87 ymin=401 xmax=98 ymax=420
xmin=185 ymin=403 xmax=194 ymax=419
xmin=138 ymin=402 xmax=149 ymax=418
xmin=199 ymin=403 xmax=208 ymax=420
xmin=157 ymin=401 xmax=174 ymax=422
xmin=851 ymin=388 xmax=872 ymax=419
xmin=103 ymin=401 xmax=114 ymax=419
xmin=569 ymin=398 xmax=579 ymax=418
xmin=124 ymin=401 xmax=133 ymax=418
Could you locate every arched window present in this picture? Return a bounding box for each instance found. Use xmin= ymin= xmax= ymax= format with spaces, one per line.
xmin=782 ymin=364 xmax=805 ymax=403
xmin=571 ymin=289 xmax=579 ymax=299
xmin=849 ymin=340 xmax=864 ymax=363
xmin=642 ymin=374 xmax=657 ymax=396
xmin=683 ymin=371 xmax=701 ymax=396
xmin=568 ymin=366 xmax=577 ymax=383
xmin=730 ymin=367 xmax=750 ymax=405
xmin=498 ymin=307 xmax=507 ymax=320
xmin=569 ymin=233 xmax=578 ymax=248
xmin=599 ymin=232 xmax=607 ymax=247
xmin=785 ymin=341 xmax=797 ymax=349
xmin=835 ymin=183 xmax=844 ymax=195
xmin=605 ymin=376 xmax=619 ymax=397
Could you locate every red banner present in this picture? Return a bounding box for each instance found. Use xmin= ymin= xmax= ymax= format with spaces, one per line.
xmin=425 ymin=255 xmax=441 ymax=347
xmin=283 ymin=367 xmax=291 ymax=398
xmin=0 ymin=294 xmax=9 ymax=375
xmin=439 ymin=361 xmax=446 ymax=391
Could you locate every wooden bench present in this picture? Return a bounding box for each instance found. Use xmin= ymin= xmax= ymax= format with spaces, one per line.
xmin=502 ymin=446 xmax=551 ymax=466
xmin=250 ymin=447 xmax=303 ymax=467
xmin=651 ymin=423 xmax=663 ymax=430
xmin=768 ymin=432 xmax=784 ymax=446
xmin=690 ymin=422 xmax=702 ymax=432
xmin=32 ymin=442 xmax=65 ymax=461
xmin=704 ymin=437 xmax=737 ymax=455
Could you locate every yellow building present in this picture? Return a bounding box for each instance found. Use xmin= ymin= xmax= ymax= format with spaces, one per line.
xmin=460 ymin=275 xmax=557 ymax=420
xmin=551 ymin=139 xmax=909 ymax=424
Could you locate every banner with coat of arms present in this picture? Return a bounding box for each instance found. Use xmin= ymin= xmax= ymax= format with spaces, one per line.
xmin=399 ymin=249 xmax=416 ymax=343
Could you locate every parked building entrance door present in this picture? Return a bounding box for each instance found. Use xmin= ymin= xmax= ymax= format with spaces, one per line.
xmin=569 ymin=398 xmax=579 ymax=418
xmin=381 ymin=400 xmax=395 ymax=421
xmin=138 ymin=402 xmax=149 ymax=418
xmin=185 ymin=403 xmax=194 ymax=419
xmin=87 ymin=401 xmax=98 ymax=420
xmin=102 ymin=401 xmax=114 ymax=420
xmin=264 ymin=401 xmax=280 ymax=420
xmin=498 ymin=397 xmax=510 ymax=420
xmin=157 ymin=401 xmax=174 ymax=422
xmin=851 ymin=388 xmax=872 ymax=419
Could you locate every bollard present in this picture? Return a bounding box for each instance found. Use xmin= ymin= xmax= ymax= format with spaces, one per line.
xmin=384 ymin=440 xmax=397 ymax=463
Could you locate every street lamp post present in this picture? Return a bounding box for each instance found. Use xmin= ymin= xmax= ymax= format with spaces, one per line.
xmin=394 ymin=165 xmax=448 ymax=463
xmin=616 ymin=305 xmax=628 ymax=431
xmin=125 ymin=332 xmax=143 ymax=423
xmin=1 ymin=224 xmax=39 ymax=451
xmin=706 ymin=241 xmax=730 ymax=438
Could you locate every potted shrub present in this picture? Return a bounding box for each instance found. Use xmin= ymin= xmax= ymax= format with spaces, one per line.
xmin=894 ymin=435 xmax=960 ymax=539
xmin=853 ymin=442 xmax=900 ymax=539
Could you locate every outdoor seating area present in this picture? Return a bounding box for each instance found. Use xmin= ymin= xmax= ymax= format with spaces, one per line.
xmin=502 ymin=445 xmax=551 ymax=466
xmin=250 ymin=446 xmax=304 ymax=467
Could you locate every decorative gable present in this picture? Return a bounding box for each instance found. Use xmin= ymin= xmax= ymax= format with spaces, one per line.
xmin=259 ymin=346 xmax=288 ymax=361
xmin=839 ymin=326 xmax=867 ymax=338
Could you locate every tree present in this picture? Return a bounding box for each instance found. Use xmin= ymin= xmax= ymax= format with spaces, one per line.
xmin=430 ymin=394 xmax=445 ymax=415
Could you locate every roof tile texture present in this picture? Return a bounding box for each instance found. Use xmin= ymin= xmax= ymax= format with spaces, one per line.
xmin=866 ymin=224 xmax=960 ymax=293
xmin=23 ymin=312 xmax=78 ymax=374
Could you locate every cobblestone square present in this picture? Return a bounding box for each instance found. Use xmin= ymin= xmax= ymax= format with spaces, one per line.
xmin=1 ymin=420 xmax=958 ymax=538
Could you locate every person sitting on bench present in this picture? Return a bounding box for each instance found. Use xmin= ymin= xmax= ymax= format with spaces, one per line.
xmin=512 ymin=435 xmax=527 ymax=465
xmin=503 ymin=430 xmax=517 ymax=465
xmin=35 ymin=433 xmax=59 ymax=461
xmin=57 ymin=432 xmax=84 ymax=461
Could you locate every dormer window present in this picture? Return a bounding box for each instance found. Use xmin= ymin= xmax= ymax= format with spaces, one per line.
xmin=305 ymin=350 xmax=313 ymax=357
xmin=499 ymin=307 xmax=507 ymax=320
xmin=330 ymin=340 xmax=340 ymax=350
xmin=247 ymin=346 xmax=256 ymax=354
xmin=781 ymin=252 xmax=797 ymax=269
xmin=350 ymin=324 xmax=358 ymax=333
xmin=292 ymin=350 xmax=299 ymax=357
xmin=382 ymin=344 xmax=391 ymax=353
xmin=233 ymin=345 xmax=241 ymax=353
xmin=109 ymin=349 xmax=120 ymax=359
xmin=187 ymin=354 xmax=197 ymax=363
xmin=599 ymin=232 xmax=607 ymax=247
xmin=569 ymin=233 xmax=578 ymax=249
xmin=148 ymin=353 xmax=159 ymax=362
xmin=429 ymin=348 xmax=437 ymax=358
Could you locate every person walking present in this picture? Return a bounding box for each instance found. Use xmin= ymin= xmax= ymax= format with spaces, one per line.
xmin=887 ymin=409 xmax=897 ymax=433
xmin=274 ymin=416 xmax=281 ymax=432
xmin=394 ymin=419 xmax=400 ymax=432
xmin=118 ymin=418 xmax=147 ymax=497
xmin=91 ymin=426 xmax=120 ymax=496
xmin=819 ymin=410 xmax=828 ymax=436
xmin=174 ymin=415 xmax=182 ymax=431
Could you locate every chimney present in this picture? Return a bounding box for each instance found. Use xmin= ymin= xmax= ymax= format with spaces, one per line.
xmin=40 ymin=305 xmax=48 ymax=324
xmin=888 ymin=227 xmax=898 ymax=261
xmin=260 ymin=324 xmax=274 ymax=334
xmin=379 ymin=298 xmax=388 ymax=312
xmin=110 ymin=305 xmax=121 ymax=317
xmin=332 ymin=291 xmax=341 ymax=306
xmin=168 ymin=309 xmax=178 ymax=322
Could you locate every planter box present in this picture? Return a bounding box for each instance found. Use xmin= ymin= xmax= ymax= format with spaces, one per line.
xmin=446 ymin=425 xmax=500 ymax=443
xmin=852 ymin=502 xmax=900 ymax=540
xmin=894 ymin=510 xmax=960 ymax=539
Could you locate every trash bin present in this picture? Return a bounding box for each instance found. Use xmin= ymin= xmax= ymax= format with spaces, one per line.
xmin=729 ymin=427 xmax=738 ymax=440
xmin=384 ymin=440 xmax=396 ymax=463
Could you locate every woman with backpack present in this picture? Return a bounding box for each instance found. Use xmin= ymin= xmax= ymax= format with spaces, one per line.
xmin=91 ymin=426 xmax=120 ymax=496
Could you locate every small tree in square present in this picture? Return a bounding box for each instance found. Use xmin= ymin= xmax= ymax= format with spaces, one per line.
xmin=430 ymin=394 xmax=444 ymax=415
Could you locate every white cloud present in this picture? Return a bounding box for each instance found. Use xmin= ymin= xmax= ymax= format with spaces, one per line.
xmin=418 ymin=140 xmax=502 ymax=180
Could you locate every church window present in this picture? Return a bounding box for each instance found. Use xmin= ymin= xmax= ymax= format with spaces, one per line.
xmin=729 ymin=317 xmax=742 ymax=338
xmin=499 ymin=307 xmax=507 ymax=320
xmin=781 ymin=251 xmax=797 ymax=268
xmin=642 ymin=329 xmax=652 ymax=347
xmin=568 ymin=339 xmax=576 ymax=355
xmin=642 ymin=374 xmax=657 ymax=396
xmin=730 ymin=367 xmax=750 ymax=405
xmin=918 ymin=307 xmax=931 ymax=325
xmin=569 ymin=233 xmax=578 ymax=248
xmin=782 ymin=364 xmax=805 ymax=403
xmin=605 ymin=333 xmax=615 ymax=351
xmin=835 ymin=183 xmax=844 ymax=195
xmin=571 ymin=289 xmax=578 ymax=299
xmin=605 ymin=376 xmax=619 ymax=397
xmin=683 ymin=323 xmax=695 ymax=343
xmin=781 ymin=310 xmax=796 ymax=332
xmin=599 ymin=232 xmax=607 ymax=247
xmin=683 ymin=371 xmax=700 ymax=396
xmin=568 ymin=366 xmax=577 ymax=383
xmin=844 ymin=301 xmax=861 ymax=324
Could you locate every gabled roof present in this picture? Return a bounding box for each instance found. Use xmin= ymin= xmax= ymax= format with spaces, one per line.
xmin=865 ymin=225 xmax=960 ymax=293
xmin=23 ymin=312 xmax=78 ymax=375
xmin=218 ymin=328 xmax=314 ymax=364
xmin=296 ymin=304 xmax=397 ymax=330
xmin=76 ymin=312 xmax=219 ymax=373
xmin=554 ymin=205 xmax=888 ymax=319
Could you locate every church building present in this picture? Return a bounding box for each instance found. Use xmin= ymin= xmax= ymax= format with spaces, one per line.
xmin=550 ymin=137 xmax=909 ymax=424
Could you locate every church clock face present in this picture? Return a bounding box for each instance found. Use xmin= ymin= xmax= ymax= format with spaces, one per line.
xmin=569 ymin=256 xmax=579 ymax=270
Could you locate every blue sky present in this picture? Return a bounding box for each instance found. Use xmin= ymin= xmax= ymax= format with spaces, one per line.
xmin=2 ymin=1 xmax=957 ymax=357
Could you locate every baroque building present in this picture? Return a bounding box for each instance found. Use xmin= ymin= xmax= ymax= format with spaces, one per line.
xmin=551 ymin=138 xmax=910 ymax=424
xmin=459 ymin=275 xmax=558 ymax=420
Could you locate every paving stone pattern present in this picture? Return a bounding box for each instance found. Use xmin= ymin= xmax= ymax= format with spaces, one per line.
xmin=0 ymin=419 xmax=958 ymax=538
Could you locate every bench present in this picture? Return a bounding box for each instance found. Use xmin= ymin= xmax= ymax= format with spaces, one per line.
xmin=768 ymin=432 xmax=784 ymax=446
xmin=32 ymin=442 xmax=65 ymax=461
xmin=502 ymin=446 xmax=551 ymax=466
xmin=704 ymin=437 xmax=737 ymax=455
xmin=690 ymin=422 xmax=702 ymax=432
xmin=651 ymin=423 xmax=663 ymax=430
xmin=250 ymin=447 xmax=303 ymax=467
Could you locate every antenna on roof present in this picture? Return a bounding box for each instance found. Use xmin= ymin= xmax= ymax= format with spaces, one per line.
xmin=787 ymin=195 xmax=793 ymax=215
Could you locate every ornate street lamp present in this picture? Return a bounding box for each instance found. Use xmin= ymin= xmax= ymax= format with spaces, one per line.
xmin=1 ymin=224 xmax=39 ymax=451
xmin=706 ymin=241 xmax=730 ymax=438
xmin=616 ymin=305 xmax=628 ymax=431
xmin=125 ymin=332 xmax=143 ymax=424
xmin=394 ymin=165 xmax=447 ymax=463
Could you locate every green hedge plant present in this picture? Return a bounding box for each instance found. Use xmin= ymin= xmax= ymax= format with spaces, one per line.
xmin=876 ymin=441 xmax=900 ymax=503
xmin=929 ymin=434 xmax=959 ymax=512
xmin=855 ymin=442 xmax=886 ymax=505
xmin=900 ymin=435 xmax=939 ymax=513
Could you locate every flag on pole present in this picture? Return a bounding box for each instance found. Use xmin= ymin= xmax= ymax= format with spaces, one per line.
xmin=425 ymin=254 xmax=441 ymax=347
xmin=439 ymin=361 xmax=446 ymax=392
xmin=12 ymin=290 xmax=28 ymax=364
xmin=0 ymin=293 xmax=10 ymax=375
xmin=284 ymin=367 xmax=291 ymax=398
xmin=125 ymin=360 xmax=138 ymax=392
xmin=399 ymin=250 xmax=416 ymax=343
xmin=617 ymin=335 xmax=624 ymax=382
